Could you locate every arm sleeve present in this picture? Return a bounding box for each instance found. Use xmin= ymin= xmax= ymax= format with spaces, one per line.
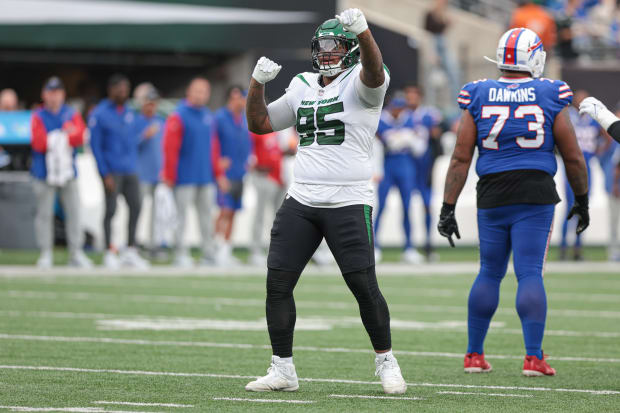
xmin=267 ymin=93 xmax=296 ymax=132
xmin=65 ymin=112 xmax=86 ymax=147
xmin=608 ymin=120 xmax=620 ymax=143
xmin=162 ymin=113 xmax=183 ymax=184
xmin=354 ymin=64 xmax=390 ymax=108
xmin=211 ymin=130 xmax=224 ymax=179
xmin=30 ymin=113 xmax=48 ymax=153
xmin=88 ymin=113 xmax=109 ymax=177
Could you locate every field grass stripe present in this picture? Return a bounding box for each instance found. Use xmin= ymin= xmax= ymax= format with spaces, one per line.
xmin=0 ymin=406 xmax=161 ymax=413
xmin=93 ymin=401 xmax=193 ymax=407
xmin=212 ymin=397 xmax=314 ymax=404
xmin=5 ymin=305 xmax=620 ymax=320
xmin=329 ymin=394 xmax=423 ymax=400
xmin=436 ymin=391 xmax=533 ymax=398
xmin=2 ymin=334 xmax=620 ymax=363
xmin=6 ymin=290 xmax=620 ymax=319
xmin=2 ymin=365 xmax=619 ymax=395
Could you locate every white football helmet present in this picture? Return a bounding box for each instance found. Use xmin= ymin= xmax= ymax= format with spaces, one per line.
xmin=484 ymin=27 xmax=546 ymax=78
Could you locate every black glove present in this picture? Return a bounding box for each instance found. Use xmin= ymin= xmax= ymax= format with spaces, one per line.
xmin=568 ymin=194 xmax=589 ymax=234
xmin=437 ymin=202 xmax=460 ymax=247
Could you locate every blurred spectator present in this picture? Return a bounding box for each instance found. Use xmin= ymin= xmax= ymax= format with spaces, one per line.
xmin=510 ymin=0 xmax=557 ymax=51
xmin=560 ymin=89 xmax=603 ymax=261
xmin=134 ymin=84 xmax=165 ymax=254
xmin=214 ymin=86 xmax=250 ymax=265
xmin=374 ymin=94 xmax=421 ymax=264
xmin=0 ymin=88 xmax=18 ymax=111
xmin=89 ymin=74 xmax=149 ymax=269
xmin=607 ymin=103 xmax=620 ymax=261
xmin=424 ymin=0 xmax=461 ymax=104
xmin=555 ymin=1 xmax=580 ymax=61
xmin=248 ymin=131 xmax=287 ymax=266
xmin=30 ymin=77 xmax=92 ymax=269
xmin=405 ymin=85 xmax=443 ymax=261
xmin=162 ymin=77 xmax=226 ymax=267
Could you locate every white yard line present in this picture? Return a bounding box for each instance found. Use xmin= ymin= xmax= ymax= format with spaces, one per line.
xmin=2 ymin=334 xmax=620 ymax=363
xmin=436 ymin=391 xmax=533 ymax=398
xmin=5 ymin=290 xmax=620 ymax=320
xmin=92 ymin=401 xmax=193 ymax=407
xmin=0 ymin=407 xmax=160 ymax=413
xmin=329 ymin=394 xmax=423 ymax=400
xmin=212 ymin=397 xmax=313 ymax=404
xmin=1 ymin=365 xmax=618 ymax=395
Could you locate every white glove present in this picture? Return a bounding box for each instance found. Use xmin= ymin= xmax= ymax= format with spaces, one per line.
xmin=579 ymin=96 xmax=619 ymax=131
xmin=252 ymin=56 xmax=282 ymax=84
xmin=335 ymin=8 xmax=368 ymax=35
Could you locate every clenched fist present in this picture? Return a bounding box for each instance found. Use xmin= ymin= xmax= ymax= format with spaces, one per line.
xmin=335 ymin=8 xmax=368 ymax=35
xmin=252 ymin=57 xmax=282 ymax=84
xmin=579 ymin=97 xmax=618 ymax=130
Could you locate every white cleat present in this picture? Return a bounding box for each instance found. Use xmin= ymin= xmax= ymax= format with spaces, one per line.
xmin=375 ymin=353 xmax=407 ymax=394
xmin=174 ymin=253 xmax=195 ymax=268
xmin=402 ymin=248 xmax=424 ymax=264
xmin=245 ymin=356 xmax=299 ymax=392
xmin=120 ymin=247 xmax=150 ymax=269
xmin=69 ymin=250 xmax=93 ymax=268
xmin=36 ymin=250 xmax=53 ymax=269
xmin=103 ymin=250 xmax=120 ymax=270
xmin=249 ymin=252 xmax=267 ymax=267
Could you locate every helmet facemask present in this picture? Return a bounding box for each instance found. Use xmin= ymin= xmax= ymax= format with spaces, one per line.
xmin=312 ymin=35 xmax=359 ymax=77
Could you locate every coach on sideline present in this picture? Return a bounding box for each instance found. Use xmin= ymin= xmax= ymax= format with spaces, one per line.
xmin=162 ymin=76 xmax=228 ymax=267
xmin=30 ymin=77 xmax=92 ymax=269
xmin=89 ymin=74 xmax=149 ymax=270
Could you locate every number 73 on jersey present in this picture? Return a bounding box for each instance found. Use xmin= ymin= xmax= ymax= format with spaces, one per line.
xmin=481 ymin=104 xmax=545 ymax=150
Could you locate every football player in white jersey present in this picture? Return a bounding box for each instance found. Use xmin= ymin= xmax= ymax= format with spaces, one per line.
xmin=244 ymin=8 xmax=406 ymax=395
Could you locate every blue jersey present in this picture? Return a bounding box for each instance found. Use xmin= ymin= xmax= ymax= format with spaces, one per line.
xmin=568 ymin=106 xmax=601 ymax=156
xmin=377 ymin=110 xmax=416 ymax=157
xmin=410 ymin=106 xmax=442 ymax=161
xmin=458 ymin=77 xmax=573 ymax=178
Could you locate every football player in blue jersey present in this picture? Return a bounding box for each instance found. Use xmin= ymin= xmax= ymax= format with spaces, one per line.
xmin=438 ymin=28 xmax=589 ymax=376
xmin=405 ymin=85 xmax=443 ymax=261
xmin=374 ymin=95 xmax=423 ymax=264
xmin=560 ymin=90 xmax=605 ymax=260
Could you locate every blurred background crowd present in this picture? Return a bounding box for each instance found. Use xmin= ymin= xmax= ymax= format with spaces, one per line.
xmin=0 ymin=0 xmax=619 ymax=267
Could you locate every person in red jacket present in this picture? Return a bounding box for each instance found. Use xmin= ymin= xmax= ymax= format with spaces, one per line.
xmin=30 ymin=77 xmax=92 ymax=268
xmin=162 ymin=77 xmax=228 ymax=267
xmin=248 ymin=131 xmax=289 ymax=266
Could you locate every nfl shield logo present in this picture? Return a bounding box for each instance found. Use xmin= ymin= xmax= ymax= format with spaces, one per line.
xmin=318 ymin=89 xmax=324 ymax=97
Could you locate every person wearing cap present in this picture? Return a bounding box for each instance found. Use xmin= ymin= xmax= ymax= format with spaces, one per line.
xmin=30 ymin=77 xmax=93 ymax=268
xmin=89 ymin=74 xmax=149 ymax=269
xmin=213 ymin=85 xmax=250 ymax=265
xmin=134 ymin=84 xmax=165 ymax=255
xmin=373 ymin=92 xmax=422 ymax=264
xmin=162 ymin=76 xmax=227 ymax=267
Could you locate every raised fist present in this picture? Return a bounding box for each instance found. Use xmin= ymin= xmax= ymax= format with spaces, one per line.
xmin=252 ymin=57 xmax=282 ymax=84
xmin=336 ymin=8 xmax=368 ymax=36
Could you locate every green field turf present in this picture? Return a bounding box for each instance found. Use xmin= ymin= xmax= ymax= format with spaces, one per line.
xmin=0 ymin=244 xmax=611 ymax=266
xmin=1 ymin=268 xmax=619 ymax=412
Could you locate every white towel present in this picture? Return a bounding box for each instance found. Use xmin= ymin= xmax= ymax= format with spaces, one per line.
xmin=153 ymin=183 xmax=177 ymax=245
xmin=45 ymin=129 xmax=74 ymax=186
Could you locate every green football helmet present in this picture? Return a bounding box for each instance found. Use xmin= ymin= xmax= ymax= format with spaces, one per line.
xmin=311 ymin=18 xmax=360 ymax=77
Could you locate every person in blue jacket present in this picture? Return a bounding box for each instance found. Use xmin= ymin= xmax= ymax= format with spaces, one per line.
xmin=135 ymin=85 xmax=165 ymax=254
xmin=89 ymin=74 xmax=149 ymax=270
xmin=214 ymin=86 xmax=251 ymax=265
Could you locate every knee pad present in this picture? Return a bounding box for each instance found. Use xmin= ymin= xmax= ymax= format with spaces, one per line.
xmin=266 ymin=269 xmax=300 ymax=301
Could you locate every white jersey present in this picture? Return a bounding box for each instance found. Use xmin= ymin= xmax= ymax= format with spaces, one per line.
xmin=267 ymin=63 xmax=390 ymax=207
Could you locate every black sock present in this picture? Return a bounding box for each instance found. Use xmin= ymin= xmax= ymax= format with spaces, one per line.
xmin=266 ymin=268 xmax=302 ymax=358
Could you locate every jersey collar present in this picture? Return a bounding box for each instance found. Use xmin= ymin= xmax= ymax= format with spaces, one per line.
xmin=498 ymin=76 xmax=533 ymax=83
